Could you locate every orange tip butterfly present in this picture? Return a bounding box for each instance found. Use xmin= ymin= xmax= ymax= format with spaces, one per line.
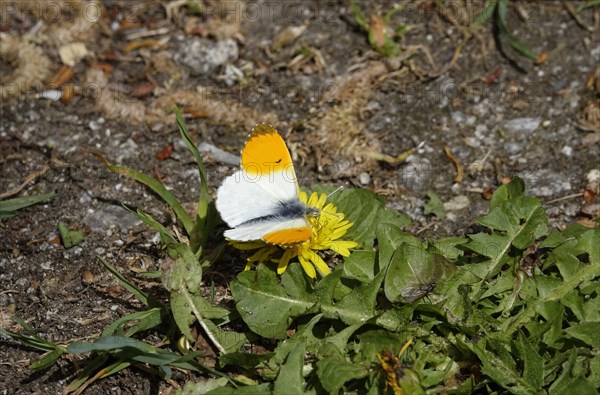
xmin=216 ymin=123 xmax=317 ymax=246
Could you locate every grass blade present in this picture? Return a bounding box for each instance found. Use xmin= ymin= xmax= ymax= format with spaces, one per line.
xmin=0 ymin=192 xmax=55 ymax=218
xmin=174 ymin=106 xmax=216 ymax=251
xmin=87 ymin=149 xmax=194 ymax=235
xmin=98 ymin=257 xmax=160 ymax=308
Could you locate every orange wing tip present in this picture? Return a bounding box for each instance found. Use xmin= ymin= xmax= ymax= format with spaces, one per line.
xmin=263 ymin=227 xmax=311 ymax=246
xmin=251 ymin=123 xmax=278 ymax=136
xmin=241 ymin=123 xmax=294 ymax=176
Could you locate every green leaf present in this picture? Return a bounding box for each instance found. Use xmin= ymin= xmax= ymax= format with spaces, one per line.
xmin=230 ymin=264 xmax=315 ymax=339
xmin=578 ymin=0 xmax=600 ymax=11
xmin=320 ymin=187 xmax=410 ymax=248
xmin=515 ymin=333 xmax=544 ymax=389
xmin=316 ymin=343 xmax=369 ymax=393
xmin=321 ymin=323 xmax=364 ymax=355
xmin=355 ymin=329 xmax=409 ymax=362
xmin=564 ymin=322 xmax=600 ymax=349
xmin=467 ymin=336 xmax=538 ymax=395
xmin=471 ymin=0 xmax=498 ymax=28
xmin=273 ymin=341 xmax=305 ymax=395
xmin=423 ymin=191 xmax=445 ymax=218
xmin=161 ymin=243 xmax=203 ymax=293
xmin=99 ymin=257 xmax=159 ymax=307
xmin=343 ymin=250 xmax=377 ymax=282
xmin=549 ymin=349 xmax=597 ymax=395
xmin=0 ymin=192 xmax=55 ymax=218
xmin=465 ymin=181 xmax=547 ymax=295
xmin=384 ymin=244 xmax=456 ymax=304
xmin=178 ymin=378 xmax=230 ymax=395
xmin=489 ymin=177 xmax=525 ymax=210
xmin=0 ymin=317 xmax=65 ymax=353
xmin=429 ymin=236 xmax=468 ymax=261
xmin=259 ymin=314 xmax=323 ymax=381
xmin=174 ymin=106 xmax=216 ymax=252
xmin=68 ymin=335 xmax=220 ymax=380
xmin=219 ymin=352 xmax=273 ymax=370
xmin=57 ymin=222 xmax=84 ymax=248
xmin=328 ymin=269 xmax=385 ymax=324
xmin=68 ymin=336 xmax=157 ymax=355
xmin=495 ymin=0 xmax=538 ymax=62
xmin=101 ymin=308 xmax=165 ymax=337
xmin=126 ymin=207 xmax=177 ymax=246
xmin=205 ymin=384 xmax=271 ymax=395
xmin=171 ymin=290 xmax=198 ymax=343
xmin=376 ymin=223 xmax=423 ymax=273
xmin=29 ymin=347 xmax=66 ymax=370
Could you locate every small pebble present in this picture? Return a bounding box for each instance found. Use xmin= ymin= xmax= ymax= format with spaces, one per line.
xmin=82 ymin=271 xmax=95 ymax=284
xmin=443 ymin=195 xmax=470 ymax=211
xmin=359 ymin=172 xmax=371 ymax=185
xmin=561 ymin=146 xmax=573 ymax=157
xmin=586 ymin=169 xmax=600 ymax=191
xmin=503 ymin=117 xmax=541 ymax=134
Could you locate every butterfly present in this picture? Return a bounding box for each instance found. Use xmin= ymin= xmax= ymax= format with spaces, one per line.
xmin=216 ymin=123 xmax=318 ymax=246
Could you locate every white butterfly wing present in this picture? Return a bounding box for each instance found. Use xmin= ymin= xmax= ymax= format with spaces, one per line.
xmin=224 ymin=217 xmax=310 ymax=241
xmin=216 ymin=168 xmax=299 ymax=227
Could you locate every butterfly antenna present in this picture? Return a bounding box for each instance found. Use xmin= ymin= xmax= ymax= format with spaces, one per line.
xmin=320 ymin=209 xmax=343 ymax=219
xmin=326 ymin=186 xmax=344 ymax=199
xmin=315 ymin=187 xmax=344 ymax=218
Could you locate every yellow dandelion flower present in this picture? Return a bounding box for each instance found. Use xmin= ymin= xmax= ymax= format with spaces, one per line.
xmin=230 ymin=191 xmax=358 ymax=278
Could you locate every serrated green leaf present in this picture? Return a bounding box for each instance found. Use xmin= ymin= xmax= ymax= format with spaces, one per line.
xmin=576 ymin=228 xmax=600 ymax=265
xmin=257 ymin=314 xmax=323 ymax=381
xmin=178 ymin=378 xmax=230 ymax=395
xmin=376 ymin=223 xmax=423 ymax=272
xmin=316 ymin=344 xmax=369 ymax=393
xmin=489 ymin=177 xmax=525 ymax=209
xmin=343 ymin=250 xmax=377 ymax=282
xmin=516 ymin=332 xmax=544 ymax=389
xmin=468 ymin=337 xmax=538 ymax=395
xmin=231 ymin=264 xmax=315 ymax=339
xmin=328 ymin=269 xmax=385 ymax=324
xmin=549 ymin=349 xmax=597 ymax=395
xmin=170 ymin=290 xmax=197 ymax=342
xmin=564 ymin=322 xmax=600 ymax=349
xmin=385 ymin=244 xmax=456 ymax=304
xmin=161 ymin=243 xmax=203 ymax=293
xmin=465 ymin=187 xmax=547 ymax=295
xmin=429 ymin=236 xmax=468 ymax=260
xmin=273 ymin=341 xmax=305 ymax=395
xmin=317 ymin=187 xmax=410 ymax=248
xmin=321 ymin=323 xmax=364 ymax=355
xmin=58 ymin=222 xmax=84 ymax=248
xmin=423 ymin=191 xmax=445 ymax=218
xmin=205 ymin=383 xmax=271 ymax=395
